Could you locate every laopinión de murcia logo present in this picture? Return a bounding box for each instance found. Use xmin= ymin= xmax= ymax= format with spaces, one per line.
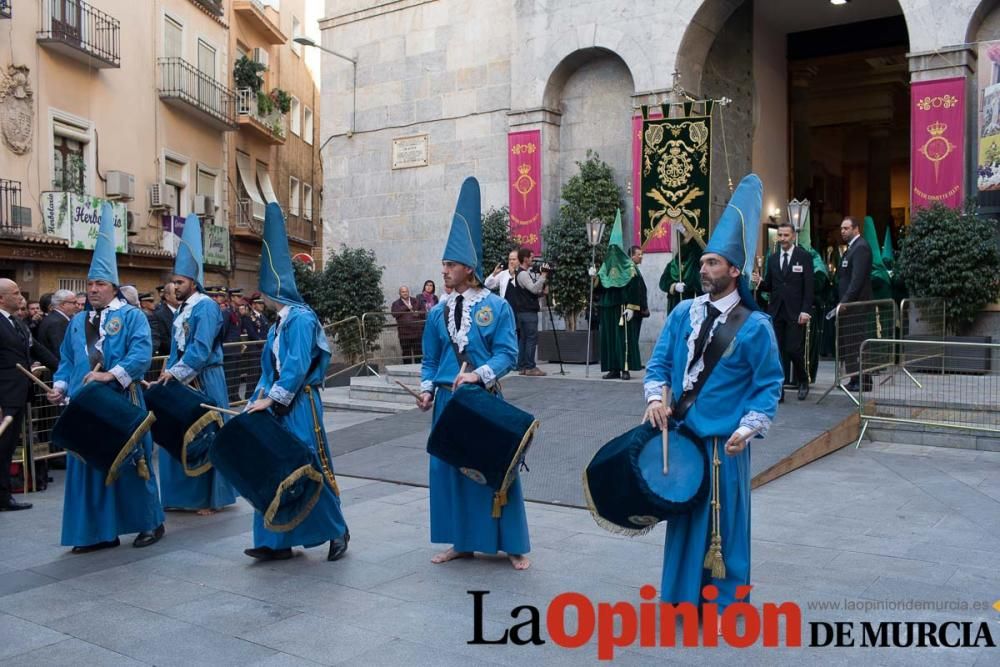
xmin=465 ymin=587 xmax=999 ymax=660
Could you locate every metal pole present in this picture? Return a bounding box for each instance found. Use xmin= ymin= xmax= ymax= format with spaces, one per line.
xmin=586 ymin=244 xmax=596 ymax=378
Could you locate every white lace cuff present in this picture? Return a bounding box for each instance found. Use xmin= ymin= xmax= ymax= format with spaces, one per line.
xmin=168 ymin=362 xmax=196 ymax=384
xmin=644 ymin=380 xmax=667 ymax=403
xmin=109 ymin=365 xmax=132 ymax=388
xmin=740 ymin=411 xmax=771 ymax=438
xmin=53 ymin=380 xmax=68 ymax=394
xmin=420 ymin=380 xmax=434 ymax=394
xmin=269 ymin=385 xmax=295 ymax=406
xmin=475 ymin=364 xmax=496 ymax=388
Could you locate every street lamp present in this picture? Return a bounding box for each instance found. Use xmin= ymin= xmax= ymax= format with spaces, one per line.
xmin=294 ymin=36 xmax=357 ymax=138
xmin=787 ymin=198 xmax=810 ymax=235
xmin=585 ymin=217 xmax=606 ymax=378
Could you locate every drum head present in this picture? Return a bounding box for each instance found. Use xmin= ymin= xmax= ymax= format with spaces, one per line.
xmin=637 ymin=429 xmax=708 ymax=512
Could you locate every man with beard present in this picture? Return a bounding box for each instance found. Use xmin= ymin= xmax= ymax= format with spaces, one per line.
xmin=643 ymin=174 xmax=782 ymax=631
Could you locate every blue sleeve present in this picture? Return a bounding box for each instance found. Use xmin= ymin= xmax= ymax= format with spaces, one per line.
xmin=249 ymin=326 xmax=274 ymax=403
xmin=113 ymin=309 xmax=153 ymax=385
xmin=53 ymin=318 xmax=77 ymax=390
xmin=419 ymin=308 xmax=443 ymax=393
xmin=268 ymin=311 xmax=313 ymax=406
xmin=644 ymin=304 xmax=686 ymax=402
xmin=168 ymin=302 xmax=221 ymax=383
xmin=741 ymin=315 xmax=784 ymax=429
xmin=474 ymin=300 xmax=517 ymax=386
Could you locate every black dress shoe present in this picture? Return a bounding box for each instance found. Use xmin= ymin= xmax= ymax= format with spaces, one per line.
xmin=244 ymin=546 xmax=293 ymax=561
xmin=602 ymin=371 xmax=620 ymax=380
xmin=797 ymin=384 xmax=809 ymax=401
xmin=133 ymin=524 xmax=165 ymax=548
xmin=621 ymin=371 xmax=631 ymax=381
xmin=845 ymin=379 xmax=860 ymax=392
xmin=71 ymin=538 xmax=120 ymax=554
xmin=0 ymin=499 xmax=32 ymax=511
xmin=327 ymin=531 xmax=350 ymax=561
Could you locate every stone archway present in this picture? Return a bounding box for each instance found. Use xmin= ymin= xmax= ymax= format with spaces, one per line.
xmin=675 ymin=0 xmax=745 ymax=96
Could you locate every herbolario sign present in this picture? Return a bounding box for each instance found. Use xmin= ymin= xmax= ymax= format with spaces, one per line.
xmin=40 ymin=193 xmax=127 ymax=253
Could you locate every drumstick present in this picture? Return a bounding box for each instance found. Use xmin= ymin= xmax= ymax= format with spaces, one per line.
xmin=394 ymin=379 xmax=422 ymax=400
xmin=661 ymin=387 xmax=670 ymax=475
xmin=0 ymin=415 xmax=14 ymax=439
xmin=15 ymin=364 xmax=53 ymax=392
xmin=200 ymin=403 xmax=241 ymax=417
xmin=451 ymin=362 xmax=467 ymax=392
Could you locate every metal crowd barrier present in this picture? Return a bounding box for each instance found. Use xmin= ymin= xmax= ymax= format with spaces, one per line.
xmin=899 ymin=297 xmax=946 ymax=341
xmin=361 ymin=310 xmax=427 ymax=375
xmin=323 ymin=316 xmax=367 ymax=380
xmin=816 ymin=298 xmax=899 ymax=406
xmin=15 ymin=367 xmax=66 ymax=493
xmin=857 ymin=338 xmax=1000 ymax=446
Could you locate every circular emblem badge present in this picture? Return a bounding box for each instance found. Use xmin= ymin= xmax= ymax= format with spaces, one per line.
xmin=460 ymin=467 xmax=487 ymax=484
xmin=475 ymin=306 xmax=493 ymax=327
xmin=105 ymin=317 xmax=123 ymax=336
xmin=628 ymin=514 xmax=660 ymax=527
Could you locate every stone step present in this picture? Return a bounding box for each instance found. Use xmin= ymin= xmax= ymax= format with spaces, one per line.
xmin=348 ymin=376 xmax=415 ymax=403
xmin=384 ymin=364 xmax=421 ymax=379
xmin=321 ymin=387 xmax=413 ymax=414
xmin=865 ymin=424 xmax=999 ymax=452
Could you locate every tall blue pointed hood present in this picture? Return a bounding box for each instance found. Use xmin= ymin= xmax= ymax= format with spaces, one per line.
xmin=441 ymin=177 xmax=483 ymax=283
xmin=87 ymin=202 xmax=120 ymax=285
xmin=173 ymin=213 xmax=204 ymax=287
xmin=704 ymin=173 xmax=762 ymax=309
xmin=259 ymin=202 xmax=304 ymax=305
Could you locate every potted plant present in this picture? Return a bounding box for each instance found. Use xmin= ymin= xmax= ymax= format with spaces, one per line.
xmin=481 ymin=206 xmax=517 ymax=271
xmin=233 ymin=56 xmax=266 ymax=93
xmin=537 ymin=151 xmax=620 ymax=363
xmin=896 ymin=201 xmax=1000 ymax=372
xmin=270 ymin=88 xmax=292 ymax=114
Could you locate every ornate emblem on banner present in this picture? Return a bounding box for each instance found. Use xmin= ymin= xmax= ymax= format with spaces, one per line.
xmin=917 ymin=94 xmax=959 ymax=111
xmin=513 ymin=164 xmax=536 ymax=207
xmin=0 ymin=65 xmax=34 ymax=155
xmin=918 ymin=121 xmax=955 ymax=181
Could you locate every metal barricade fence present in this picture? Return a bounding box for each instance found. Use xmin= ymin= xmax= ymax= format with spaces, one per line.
xmin=858 ymin=338 xmax=1000 ymax=445
xmin=221 ymin=339 xmax=267 ymax=405
xmin=16 ymin=367 xmax=66 ymax=493
xmin=899 ymin=297 xmax=946 ymax=340
xmin=323 ymin=316 xmax=366 ymax=380
xmin=362 ymin=310 xmax=427 ymax=375
xmin=817 ymin=298 xmax=898 ymax=405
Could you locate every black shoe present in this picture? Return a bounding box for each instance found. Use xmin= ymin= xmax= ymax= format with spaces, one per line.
xmin=0 ymin=499 xmax=32 ymax=511
xmin=327 ymin=531 xmax=350 ymax=561
xmin=602 ymin=371 xmax=620 ymax=380
xmin=244 ymin=546 xmax=293 ymax=561
xmin=845 ymin=379 xmax=860 ymax=392
xmin=797 ymin=384 xmax=809 ymax=401
xmin=621 ymin=371 xmax=631 ymax=381
xmin=72 ymin=538 xmax=120 ymax=554
xmin=133 ymin=524 xmax=165 ymax=548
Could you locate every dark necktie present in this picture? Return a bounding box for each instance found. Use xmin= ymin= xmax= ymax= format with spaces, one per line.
xmin=783 ymin=252 xmax=791 ymax=274
xmin=452 ymin=295 xmax=464 ymax=331
xmin=8 ymin=315 xmax=28 ymax=355
xmin=688 ymin=303 xmax=721 ymax=372
xmin=85 ymin=309 xmax=105 ymax=368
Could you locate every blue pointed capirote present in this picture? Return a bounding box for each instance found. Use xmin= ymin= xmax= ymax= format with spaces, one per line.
xmin=88 ymin=202 xmax=120 ymax=285
xmin=704 ymin=173 xmax=762 ymax=309
xmin=259 ymin=202 xmax=304 ymax=305
xmin=173 ymin=213 xmax=204 ymax=287
xmin=441 ymin=177 xmax=484 ymax=282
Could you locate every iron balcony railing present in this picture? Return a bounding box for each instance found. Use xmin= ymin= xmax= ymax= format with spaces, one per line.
xmin=236 ymin=88 xmax=287 ymax=141
xmin=37 ymin=0 xmax=120 ymax=68
xmin=0 ymin=179 xmax=28 ymax=235
xmin=158 ymin=57 xmax=238 ymax=130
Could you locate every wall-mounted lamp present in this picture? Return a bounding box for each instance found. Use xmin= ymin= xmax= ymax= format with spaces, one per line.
xmin=787 ymin=199 xmax=810 ymax=232
xmin=768 ymin=207 xmax=782 ymax=222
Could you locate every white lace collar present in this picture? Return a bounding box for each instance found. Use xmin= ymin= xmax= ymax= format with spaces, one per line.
xmin=173 ymin=291 xmax=209 ymax=351
xmin=83 ymin=297 xmax=125 ymax=357
xmin=683 ymin=290 xmax=741 ymax=391
xmin=443 ymin=287 xmax=489 ymax=353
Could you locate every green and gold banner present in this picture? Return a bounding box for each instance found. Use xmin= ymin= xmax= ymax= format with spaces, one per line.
xmin=639 ymin=102 xmax=713 ymax=251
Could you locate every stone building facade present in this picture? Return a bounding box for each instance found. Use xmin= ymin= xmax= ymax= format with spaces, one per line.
xmin=320 ymin=0 xmax=1000 ymax=346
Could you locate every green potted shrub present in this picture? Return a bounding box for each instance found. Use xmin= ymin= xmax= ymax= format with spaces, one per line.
xmin=481 ymin=206 xmax=517 ymax=272
xmin=233 ymin=56 xmax=266 ymax=93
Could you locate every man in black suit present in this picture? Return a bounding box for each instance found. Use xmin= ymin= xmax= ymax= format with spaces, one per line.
xmin=0 ymin=279 xmax=59 ymax=511
xmin=36 ymin=289 xmax=78 ymax=362
xmin=836 ymin=216 xmax=873 ymax=391
xmin=753 ymin=222 xmax=814 ymax=401
xmin=151 ymin=282 xmax=178 ymax=357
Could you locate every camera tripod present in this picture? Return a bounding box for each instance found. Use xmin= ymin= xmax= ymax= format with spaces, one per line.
xmin=542 ymin=285 xmax=566 ymax=376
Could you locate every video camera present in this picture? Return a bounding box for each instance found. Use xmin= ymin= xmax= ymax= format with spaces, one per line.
xmin=530 ymin=257 xmax=556 ymax=276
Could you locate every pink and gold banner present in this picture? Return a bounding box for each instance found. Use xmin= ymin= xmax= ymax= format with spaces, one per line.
xmin=632 ymin=110 xmax=670 ymax=252
xmin=508 ymin=130 xmax=542 ymax=253
xmin=911 ymin=77 xmax=965 ymax=210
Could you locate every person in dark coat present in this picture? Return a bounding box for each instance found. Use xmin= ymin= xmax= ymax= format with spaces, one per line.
xmin=390 ymin=285 xmax=427 ymax=364
xmin=835 ymin=216 xmax=873 ymax=391
xmin=36 ymin=289 xmax=78 ymax=363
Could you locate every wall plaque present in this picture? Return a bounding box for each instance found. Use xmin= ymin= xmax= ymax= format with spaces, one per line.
xmin=392 ymin=134 xmax=429 ymax=169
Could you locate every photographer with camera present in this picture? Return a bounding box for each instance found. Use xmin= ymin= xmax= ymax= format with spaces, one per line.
xmin=504 ymin=247 xmax=549 ymax=376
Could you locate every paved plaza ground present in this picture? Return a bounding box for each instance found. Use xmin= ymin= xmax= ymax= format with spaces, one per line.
xmin=3 ymin=423 xmax=999 ymax=665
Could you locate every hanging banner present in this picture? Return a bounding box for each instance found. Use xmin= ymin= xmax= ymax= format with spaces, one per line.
xmin=203 ymin=222 xmax=230 ymax=269
xmin=507 ymin=129 xmax=542 ymax=253
xmin=911 ymin=77 xmax=965 ymax=209
xmin=639 ymin=102 xmax=712 ymax=253
xmin=40 ymin=193 xmax=127 ymax=252
xmin=632 ymin=108 xmax=664 ymax=251
xmin=976 ymin=41 xmax=1000 ymax=191
xmin=161 ymin=214 xmax=185 ymax=256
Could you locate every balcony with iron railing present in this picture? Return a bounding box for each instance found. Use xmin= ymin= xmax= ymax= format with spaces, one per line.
xmin=237 ymin=88 xmax=286 ymax=145
xmin=36 ymin=0 xmax=119 ymax=68
xmin=1 ymin=1 xmax=11 ymax=20
xmin=158 ymin=58 xmax=238 ymax=131
xmin=236 ymin=197 xmax=265 ymax=234
xmin=0 ymin=179 xmax=30 ymax=236
xmin=233 ymin=0 xmax=286 ymax=44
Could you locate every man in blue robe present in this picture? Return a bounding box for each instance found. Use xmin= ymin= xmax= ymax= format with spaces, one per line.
xmin=47 ymin=204 xmax=166 ymax=552
xmin=643 ymin=174 xmax=783 ymax=623
xmin=417 ymin=177 xmax=531 ymax=570
xmin=243 ymin=203 xmax=350 ymax=562
xmin=156 ymin=213 xmax=237 ymax=513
